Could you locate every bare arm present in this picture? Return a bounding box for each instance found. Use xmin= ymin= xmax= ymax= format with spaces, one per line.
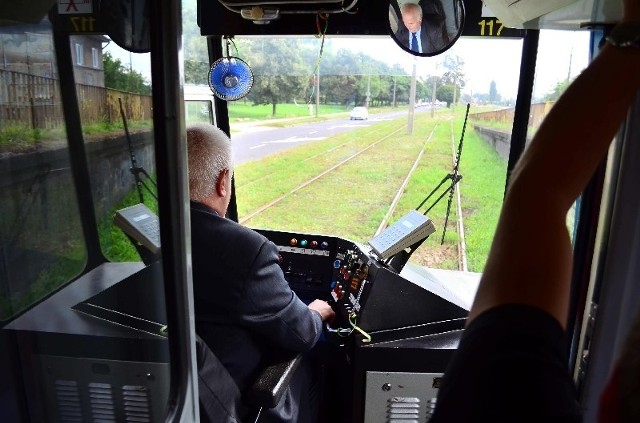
xmin=469 ymin=7 xmax=640 ymax=328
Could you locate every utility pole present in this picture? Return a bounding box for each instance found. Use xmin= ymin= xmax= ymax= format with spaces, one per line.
xmin=366 ymin=74 xmax=371 ymax=108
xmin=431 ymin=76 xmax=437 ymax=118
xmin=392 ymin=76 xmax=397 ymax=108
xmin=431 ymin=60 xmax=440 ymax=118
xmin=452 ymin=74 xmax=457 ymax=112
xmin=408 ymin=62 xmax=417 ymax=135
xmin=315 ymin=66 xmax=320 ymax=118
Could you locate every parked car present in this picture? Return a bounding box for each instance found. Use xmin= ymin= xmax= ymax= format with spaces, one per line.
xmin=350 ymin=106 xmax=369 ymax=120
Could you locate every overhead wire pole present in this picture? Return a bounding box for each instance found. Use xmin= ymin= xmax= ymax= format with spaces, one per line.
xmin=315 ymin=64 xmax=320 ymax=117
xmin=452 ymin=74 xmax=457 ymax=112
xmin=392 ymin=76 xmax=397 ymax=108
xmin=407 ymin=60 xmax=417 ymax=134
xmin=431 ymin=60 xmax=440 ymax=118
xmin=431 ymin=76 xmax=437 ymax=118
xmin=366 ymin=73 xmax=371 ymax=108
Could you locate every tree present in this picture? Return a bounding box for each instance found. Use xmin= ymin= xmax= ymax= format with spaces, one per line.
xmin=182 ymin=0 xmax=209 ymax=84
xmin=437 ymin=84 xmax=460 ymax=107
xmin=244 ymin=39 xmax=308 ymax=116
xmin=543 ymin=79 xmax=572 ymax=102
xmin=441 ymin=55 xmax=466 ymax=107
xmin=184 ymin=60 xmax=210 ymax=85
xmin=103 ymin=52 xmax=151 ymax=95
xmin=489 ymin=80 xmax=499 ymax=103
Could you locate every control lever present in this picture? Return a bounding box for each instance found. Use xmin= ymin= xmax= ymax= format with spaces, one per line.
xmin=324 ymin=322 xmax=352 ymax=336
xmin=322 ymin=299 xmax=353 ymax=343
xmin=324 ymin=322 xmax=353 ymax=344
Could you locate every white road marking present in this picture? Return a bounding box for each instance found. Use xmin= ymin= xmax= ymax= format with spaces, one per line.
xmin=267 ymin=136 xmax=327 ymax=144
xmin=249 ymin=144 xmax=267 ymax=149
xmin=328 ymin=124 xmax=370 ymax=130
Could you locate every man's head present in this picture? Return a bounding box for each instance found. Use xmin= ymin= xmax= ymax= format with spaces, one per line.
xmin=187 ymin=123 xmax=234 ymax=216
xmin=401 ymin=2 xmax=423 ymax=34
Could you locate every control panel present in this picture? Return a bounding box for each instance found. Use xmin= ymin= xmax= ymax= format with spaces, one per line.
xmin=329 ymin=244 xmax=375 ymax=327
xmin=255 ymin=229 xmax=375 ymax=329
xmin=256 ymin=229 xmax=468 ymax=336
xmin=255 ymin=229 xmax=338 ymax=304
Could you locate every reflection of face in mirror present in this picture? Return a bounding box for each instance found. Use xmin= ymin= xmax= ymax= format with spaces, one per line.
xmin=389 ymin=0 xmax=464 ymax=57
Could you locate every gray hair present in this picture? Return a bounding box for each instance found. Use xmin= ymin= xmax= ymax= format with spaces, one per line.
xmin=401 ymin=2 xmax=422 ymax=19
xmin=186 ymin=123 xmax=234 ymax=202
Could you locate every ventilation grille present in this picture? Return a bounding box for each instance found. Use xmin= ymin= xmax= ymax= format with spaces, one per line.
xmin=122 ymin=385 xmax=152 ymax=422
xmin=426 ymin=397 xmax=437 ymax=421
xmin=53 ymin=381 xmax=152 ymax=422
xmin=387 ymin=396 xmax=420 ymax=422
xmin=55 ymin=380 xmax=83 ymax=422
xmin=89 ymin=382 xmax=116 ymax=422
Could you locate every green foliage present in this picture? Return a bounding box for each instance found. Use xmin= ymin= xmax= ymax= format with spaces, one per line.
xmin=459 ymin=128 xmax=507 ymax=271
xmin=98 ymin=179 xmax=159 ymax=263
xmin=103 ymin=52 xmax=152 ymax=95
xmin=205 ymin=37 xmax=435 ymax=110
xmin=437 ymin=84 xmax=460 ymax=107
xmin=489 ymin=80 xmax=500 ymax=103
xmin=0 ymin=124 xmax=40 ymax=146
xmin=81 ymin=119 xmax=152 ymax=137
xmin=442 ymin=55 xmax=466 ymax=88
xmin=241 ymin=39 xmax=309 ymax=116
xmin=544 ymin=78 xmax=573 ymax=102
xmin=228 ymin=102 xmax=348 ymax=121
xmin=185 ymin=60 xmax=210 ymax=85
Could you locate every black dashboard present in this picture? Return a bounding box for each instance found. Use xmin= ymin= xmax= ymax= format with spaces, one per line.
xmin=255 ymin=229 xmax=468 ymax=334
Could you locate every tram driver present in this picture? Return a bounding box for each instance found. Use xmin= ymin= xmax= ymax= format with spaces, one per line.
xmin=186 ymin=123 xmax=335 ymax=423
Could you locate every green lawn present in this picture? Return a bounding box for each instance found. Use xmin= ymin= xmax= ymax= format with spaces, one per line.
xmin=228 ymin=101 xmax=349 ymax=121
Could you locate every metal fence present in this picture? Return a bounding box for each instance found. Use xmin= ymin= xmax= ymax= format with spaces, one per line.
xmin=0 ymin=69 xmax=152 ymax=131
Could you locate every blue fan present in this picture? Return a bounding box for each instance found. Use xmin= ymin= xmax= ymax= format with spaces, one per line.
xmin=208 ymin=56 xmax=254 ymax=101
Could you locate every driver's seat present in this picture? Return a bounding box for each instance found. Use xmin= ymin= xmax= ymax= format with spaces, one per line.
xmin=195 ymin=335 xmax=302 ymax=423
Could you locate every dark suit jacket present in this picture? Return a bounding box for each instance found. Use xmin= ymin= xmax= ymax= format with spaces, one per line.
xmin=190 ymin=201 xmax=323 ymax=422
xmin=395 ymin=19 xmax=450 ymax=54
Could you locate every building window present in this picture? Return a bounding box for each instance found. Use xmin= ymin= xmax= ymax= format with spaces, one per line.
xmin=75 ymin=43 xmax=84 ymax=66
xmin=92 ymin=47 xmax=99 ymax=68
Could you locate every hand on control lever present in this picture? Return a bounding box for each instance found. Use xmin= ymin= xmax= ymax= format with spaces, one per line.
xmin=308 ymin=299 xmax=336 ymax=324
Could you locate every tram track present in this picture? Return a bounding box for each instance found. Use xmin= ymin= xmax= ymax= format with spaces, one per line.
xmin=239 ymin=116 xmax=467 ymax=271
xmin=373 ymin=125 xmax=437 ymax=237
xmin=235 ymin=126 xmax=393 ymax=191
xmin=373 ymin=118 xmax=467 ymax=271
xmin=238 ymin=124 xmax=406 ymax=225
xmin=449 ymin=119 xmax=468 ymax=271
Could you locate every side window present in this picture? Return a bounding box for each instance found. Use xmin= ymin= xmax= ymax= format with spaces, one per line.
xmin=75 ymin=42 xmax=84 ymax=66
xmin=0 ymin=21 xmax=87 ymax=321
xmin=1 ymin=16 xmax=172 ymax=423
xmin=91 ymin=43 xmax=154 ymax=262
xmin=92 ymin=47 xmax=99 ymax=68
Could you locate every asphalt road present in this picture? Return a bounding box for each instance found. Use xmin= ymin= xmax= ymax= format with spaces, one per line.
xmin=231 ymin=109 xmax=420 ymax=164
